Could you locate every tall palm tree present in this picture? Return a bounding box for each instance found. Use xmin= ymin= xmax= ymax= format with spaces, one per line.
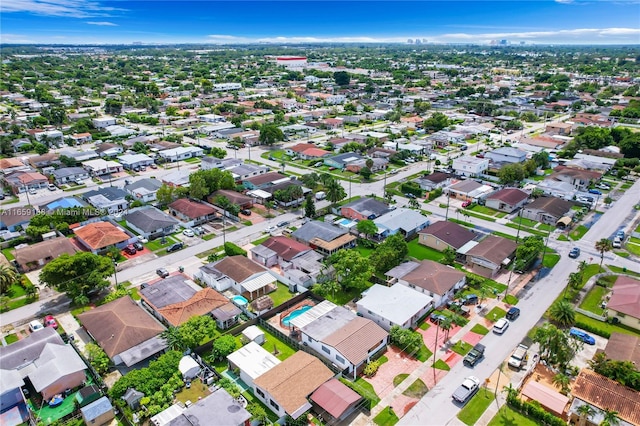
xmin=160 ymin=326 xmax=184 ymax=351
xmin=569 ymin=272 xmax=583 ymax=290
xmin=600 ymin=409 xmax=620 ymax=426
xmin=0 ymin=265 xmax=18 ymax=294
xmin=577 ymin=404 xmax=596 ymax=426
xmin=595 ymin=238 xmax=613 ymax=269
xmin=325 ymin=179 xmax=346 ymax=205
xmin=552 ymin=373 xmax=571 ymax=395
xmin=549 ymin=300 xmax=576 ymax=328
xmin=440 ymin=317 xmax=453 ymax=341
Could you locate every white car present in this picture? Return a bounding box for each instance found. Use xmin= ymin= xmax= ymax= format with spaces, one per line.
xmin=493 ymin=318 xmax=510 ymax=335
xmin=265 ymin=225 xmax=277 ymax=233
xmin=182 ymin=229 xmax=195 ymax=237
xmin=29 ymin=320 xmax=44 ymax=332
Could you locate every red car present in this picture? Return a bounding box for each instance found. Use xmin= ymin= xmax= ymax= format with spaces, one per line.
xmin=462 ymin=200 xmax=472 ymax=208
xmin=44 ymin=315 xmax=58 ymax=329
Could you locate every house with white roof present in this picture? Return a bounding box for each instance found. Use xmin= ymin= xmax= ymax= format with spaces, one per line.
xmin=373 ymin=208 xmax=430 ymax=239
xmin=357 ymin=284 xmax=433 ymax=331
xmin=452 ymin=156 xmax=489 ymax=177
xmin=485 ymin=147 xmax=527 ymax=165
xmin=117 ymin=153 xmax=154 ymax=170
xmin=158 ymin=146 xmax=204 ymax=162
xmin=227 ymin=341 xmax=281 ymax=389
xmin=82 ymin=158 xmax=123 ymax=176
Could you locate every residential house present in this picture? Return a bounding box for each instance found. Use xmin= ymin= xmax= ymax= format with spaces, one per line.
xmin=520 ymin=381 xmax=569 ymax=420
xmin=10 ymin=138 xmax=32 ymax=152
xmin=310 ymin=379 xmax=362 ymax=424
xmin=242 ymin=172 xmax=289 ymax=190
xmin=418 ymin=220 xmax=476 ymax=253
xmin=545 ymin=122 xmax=572 ymax=136
xmin=323 ymin=152 xmax=364 ymax=170
xmin=253 ymin=351 xmax=334 ymax=420
xmin=227 ymin=341 xmax=281 ymax=389
xmin=51 ymin=167 xmax=90 ymax=185
xmin=82 ymin=158 xmax=123 ymax=176
xmin=92 ymin=116 xmax=116 ymax=128
xmin=2 ymin=170 xmax=48 ymax=193
xmin=39 ymin=197 xmax=89 ymax=214
xmin=117 ymin=153 xmax=154 ymax=170
xmin=28 ymin=153 xmax=60 ymax=169
xmin=209 ymin=189 xmax=253 ymax=209
xmin=299 ymin=147 xmax=332 ymax=161
xmin=569 ymin=369 xmax=640 ymax=426
xmin=285 ymin=143 xmax=317 ymax=157
xmin=74 ymin=221 xmax=131 ymax=254
xmin=0 ymin=207 xmax=36 ymax=231
xmin=464 ymin=235 xmax=517 ymax=278
xmin=484 ymin=188 xmax=529 ymax=213
xmin=34 ymin=129 xmax=63 ymax=145
xmin=140 ymin=276 xmax=236 ymax=328
xmin=0 ymin=158 xmax=29 ymax=175
xmin=283 ymin=250 xmax=330 ymax=291
xmin=14 ymin=237 xmax=79 ymax=272
xmin=124 ymin=206 xmax=178 ymax=239
xmin=59 ymin=149 xmax=99 ymax=163
xmin=158 ymin=146 xmax=204 ymax=162
xmin=521 ymin=196 xmax=574 ymax=226
xmin=321 ymin=118 xmax=344 ymax=129
xmin=250 ymin=236 xmax=312 ymax=268
xmin=161 ymin=169 xmax=191 ymax=187
xmin=0 ymin=370 xmax=30 ymax=426
xmin=69 ymin=132 xmax=92 ymax=144
xmin=547 ymin=166 xmax=603 ymax=191
xmin=452 ymin=156 xmax=489 ymax=177
xmin=95 ymin=142 xmax=124 ymax=158
xmin=357 ymin=284 xmax=434 ymax=331
xmin=83 ymin=187 xmax=129 ymax=214
xmin=341 ymin=197 xmax=391 ymax=221
xmin=414 ymin=172 xmax=452 ymax=191
xmin=291 ymin=221 xmax=356 ymax=255
xmin=80 ymin=397 xmax=115 ymax=426
xmin=200 ymin=156 xmax=242 ymax=171
xmin=77 ymin=296 xmax=167 ymax=368
xmin=195 ymin=255 xmax=278 ymax=300
xmin=603 ymin=333 xmax=640 ymax=366
xmin=606 ymin=276 xmax=640 ymax=331
xmin=168 ymin=198 xmax=217 ymax=226
xmin=162 ymin=389 xmax=251 ymax=426
xmin=124 ymin=178 xmax=163 ymax=203
xmin=373 ymin=208 xmax=430 ymax=239
xmin=290 ymin=301 xmax=388 ymax=380
xmin=345 ymin=157 xmax=388 ymax=173
xmin=227 ymin=163 xmax=270 ymax=181
xmin=386 ymin=260 xmax=466 ymax=307
xmin=485 ymin=147 xmax=527 ymax=165
xmin=0 ymin=327 xmax=87 ymax=401
xmin=446 ymin=180 xmax=495 ymax=202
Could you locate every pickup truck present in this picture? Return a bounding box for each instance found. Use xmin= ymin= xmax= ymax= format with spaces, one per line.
xmin=452 ymin=376 xmax=480 ymax=404
xmin=463 ymin=343 xmax=485 ymax=367
xmin=508 ymin=344 xmax=529 ymax=370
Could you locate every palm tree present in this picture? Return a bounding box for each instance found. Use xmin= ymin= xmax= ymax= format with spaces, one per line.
xmin=160 ymin=326 xmax=184 ymax=351
xmin=600 ymin=409 xmax=620 ymax=426
xmin=569 ymin=272 xmax=583 ymax=290
xmin=0 ymin=265 xmax=18 ymax=294
xmin=325 ymin=179 xmax=346 ymax=205
xmin=549 ymin=300 xmax=576 ymax=328
xmin=577 ymin=404 xmax=596 ymax=426
xmin=552 ymin=373 xmax=571 ymax=395
xmin=440 ymin=317 xmax=453 ymax=341
xmin=595 ymin=238 xmax=613 ymax=269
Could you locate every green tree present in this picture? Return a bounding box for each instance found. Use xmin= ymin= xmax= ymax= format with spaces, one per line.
xmin=39 ymin=252 xmax=113 ymax=304
xmin=334 ymin=71 xmax=350 ymax=86
xmin=304 ymin=195 xmax=316 ymax=218
xmin=178 ymin=315 xmax=216 ymax=349
xmin=259 ymin=124 xmax=284 ymax=145
xmin=601 ymin=409 xmax=620 ymax=426
xmin=549 ymin=300 xmax=576 ymax=327
xmin=498 ymin=163 xmax=525 ymax=185
xmin=441 ymin=247 xmax=457 ymax=266
xmin=595 ymin=238 xmax=613 ymax=268
xmin=212 ymin=335 xmax=238 ymax=360
xmin=389 ymin=325 xmax=423 ymax=355
xmin=331 ymin=249 xmax=372 ymax=291
xmin=574 ymin=126 xmax=614 ymax=150
xmin=577 ymin=404 xmax=596 ymax=426
xmin=160 ymin=326 xmax=185 ymax=351
xmin=360 ymin=166 xmax=372 ymax=180
xmin=423 ymin=112 xmax=451 ymax=132
xmin=533 ymin=323 xmax=582 ymax=370
xmin=312 ymin=280 xmax=341 ymax=301
xmin=0 ymin=265 xmax=18 ymax=295
xmin=85 ymin=343 xmax=111 ymax=376
xmin=246 ymin=403 xmax=269 ymax=424
xmin=356 ymin=219 xmax=378 ymax=239
xmin=210 ymin=147 xmax=227 ymax=159
xmin=188 ymin=174 xmax=209 ymax=200
xmin=325 ymin=179 xmax=346 ymax=205
xmin=156 ymin=184 xmax=177 ymax=206
xmin=369 ymin=233 xmax=408 ymax=274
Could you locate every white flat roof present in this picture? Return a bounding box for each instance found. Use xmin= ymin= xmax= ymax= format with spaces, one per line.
xmin=227 ymin=341 xmax=281 ymax=380
xmin=242 ymin=272 xmax=276 ymax=293
xmin=358 ymin=284 xmax=433 ymax=326
xmin=289 ymin=300 xmax=336 ymax=329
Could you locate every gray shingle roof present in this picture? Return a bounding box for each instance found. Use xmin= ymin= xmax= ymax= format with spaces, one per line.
xmin=124 ymin=207 xmax=178 ymax=233
xmin=292 ymin=220 xmax=347 ymax=244
xmin=140 ymin=276 xmax=198 ymax=309
xmin=81 ymin=396 xmax=113 ymax=422
xmin=342 ymin=197 xmax=391 ymax=219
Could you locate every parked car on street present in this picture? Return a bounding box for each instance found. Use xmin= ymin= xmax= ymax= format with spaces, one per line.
xmin=277 ymin=221 xmax=290 ymax=228
xmin=167 ymin=242 xmax=184 ymax=252
xmin=452 ymin=376 xmax=480 ymax=404
xmin=568 ymin=247 xmax=581 ymax=258
xmin=156 ymin=268 xmax=169 ymax=278
xmin=493 ymin=318 xmax=510 ymax=335
xmin=588 ymin=189 xmax=602 ymax=195
xmin=463 ymin=344 xmax=485 ymax=367
xmin=506 ymin=307 xmax=520 ymax=321
xmin=44 ymin=315 xmax=58 ymax=329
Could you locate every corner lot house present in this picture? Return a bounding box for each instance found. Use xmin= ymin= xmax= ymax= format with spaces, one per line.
xmin=124 ymin=206 xmax=179 ymax=239
xmin=357 ymin=284 xmax=434 ymax=330
xmin=464 ymin=235 xmax=517 ymax=278
xmin=521 ymin=196 xmax=574 ymax=226
xmin=14 ymin=236 xmax=79 ymax=272
xmin=74 ymin=221 xmax=131 ymax=254
xmin=485 ymin=188 xmax=529 ymax=213
xmin=386 ymin=260 xmax=466 ymax=307
xmin=78 ymin=296 xmax=167 ymax=367
xmin=195 ymin=255 xmax=278 ymax=300
xmin=414 ymin=172 xmax=452 ymax=191
xmin=253 ymin=351 xmax=334 ymax=420
xmin=290 ymin=301 xmax=388 ymax=379
xmin=446 ymin=180 xmax=494 ymax=202
xmin=418 ymin=220 xmax=476 ymax=252
xmin=606 ymin=276 xmax=640 ymax=331
xmin=227 ymin=341 xmax=281 ymax=389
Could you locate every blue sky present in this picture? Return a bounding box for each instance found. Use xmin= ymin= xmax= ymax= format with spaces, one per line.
xmin=1 ymin=1 xmax=639 ymax=45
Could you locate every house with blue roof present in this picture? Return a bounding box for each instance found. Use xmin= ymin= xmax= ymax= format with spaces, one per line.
xmin=80 ymin=396 xmax=114 ymax=426
xmin=323 ymin=152 xmax=364 ymax=170
xmin=40 ymin=197 xmax=89 ymax=213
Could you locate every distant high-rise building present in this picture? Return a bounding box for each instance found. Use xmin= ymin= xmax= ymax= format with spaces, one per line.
xmin=415 ymin=39 xmax=422 ymax=44
xmin=500 ymin=39 xmax=508 ymax=45
xmin=407 ymin=39 xmax=414 ymax=44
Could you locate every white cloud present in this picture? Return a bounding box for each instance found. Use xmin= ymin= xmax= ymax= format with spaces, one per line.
xmin=86 ymin=21 xmax=117 ymax=26
xmin=1 ymin=0 xmax=124 ymax=18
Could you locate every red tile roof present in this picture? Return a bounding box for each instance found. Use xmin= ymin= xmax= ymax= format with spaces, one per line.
xmin=486 ymin=188 xmax=529 ymax=205
xmin=262 ymin=236 xmax=311 ymax=261
xmin=157 ymin=288 xmax=229 ymax=326
xmin=607 ymin=275 xmax=640 ymax=319
xmin=401 ymin=260 xmax=466 ymax=296
xmin=168 ymin=198 xmax=216 ymax=219
xmin=301 ymin=147 xmax=331 ymax=158
xmin=290 ymin=143 xmax=316 ymax=153
xmin=74 ymin=221 xmax=129 ymax=250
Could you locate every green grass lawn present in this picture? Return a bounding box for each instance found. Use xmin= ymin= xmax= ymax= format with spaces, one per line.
xmin=323 ymin=286 xmax=363 ymax=305
xmin=607 ymin=265 xmax=640 ymax=278
xmin=4 ymin=333 xmax=18 ymax=344
xmin=469 ymin=205 xmax=504 ymax=217
xmin=492 ymin=231 xmax=517 ymax=241
xmin=579 ymin=285 xmax=608 ymax=316
xmin=419 ymin=321 xmax=431 ymax=330
xmin=542 ymin=253 xmax=561 ymax=268
xmin=451 ymin=340 xmax=473 ymax=356
xmin=378 ymin=355 xmax=388 ymax=365
xmin=403 ymin=379 xmax=429 ymax=398
xmin=504 ymin=294 xmax=519 ymax=305
xmin=575 ymin=313 xmax=640 ymax=338
xmin=242 ymin=390 xmax=280 ymax=423
xmin=175 ymin=378 xmax=211 ymax=404
xmin=2 ymin=248 xmax=15 ymax=261
xmin=470 ymin=324 xmax=489 ymax=335
xmin=373 ymin=407 xmax=399 ymax=426
xmin=354 ymin=244 xmax=375 ymax=257
xmin=407 ymin=239 xmax=445 ymax=262
xmin=582 ymin=264 xmax=604 ymax=285
xmin=433 ymin=359 xmax=451 ymax=370
xmin=268 ymin=282 xmax=294 ymax=307
xmin=486 ymin=307 xmax=507 ymax=323
xmin=626 ymin=240 xmax=640 ymax=256
xmin=457 ymin=388 xmax=496 ymax=426
xmin=505 ymin=222 xmax=547 ymax=237
xmin=258 ymin=326 xmax=297 ymax=360
xmin=341 ymin=377 xmax=380 ymax=409
xmin=512 ymin=216 xmax=539 ymax=228
xmin=414 ymin=343 xmax=433 ymax=362
xmin=393 ymin=373 xmax=409 ymax=387
xmin=4 ymin=284 xmax=27 ymax=299
xmin=537 ymin=223 xmax=555 ymax=232
xmin=557 ymin=234 xmax=569 ymax=241
xmin=146 ymin=235 xmax=179 ymax=251
xmin=460 ymin=209 xmax=496 ymax=222
xmin=569 ymin=225 xmax=589 ymax=241
xmin=251 ymin=235 xmax=270 ymax=246
xmin=488 ymin=405 xmax=539 ymax=426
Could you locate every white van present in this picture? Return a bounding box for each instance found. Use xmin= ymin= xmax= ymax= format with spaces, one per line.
xmin=315 ymin=191 xmax=326 ymax=200
xmin=612 ymin=237 xmax=622 ymax=248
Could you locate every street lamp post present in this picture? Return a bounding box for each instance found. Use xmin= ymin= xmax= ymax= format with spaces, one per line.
xmin=113 ymin=260 xmax=119 ymax=287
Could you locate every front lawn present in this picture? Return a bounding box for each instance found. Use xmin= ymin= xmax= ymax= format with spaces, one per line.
xmin=433 ymin=359 xmax=451 ymax=371
xmin=607 ymin=265 xmax=640 ymax=278
xmin=569 ymin=225 xmax=588 ymax=241
xmin=504 ymin=294 xmax=519 ymax=305
xmin=268 ymin=282 xmax=294 ymax=307
xmin=407 ymin=239 xmax=444 ymax=262
xmin=457 ymin=388 xmax=495 ymax=426
xmin=2 ymin=248 xmax=15 ymax=261
xmin=470 ymin=324 xmax=489 ymax=335
xmin=373 ymin=407 xmax=399 ymax=426
xmin=403 ymin=379 xmax=429 ymax=398
xmin=488 ymin=405 xmax=539 ymax=426
xmin=341 ymin=377 xmax=380 ymax=410
xmin=512 ymin=216 xmax=538 ymax=228
xmin=258 ymin=327 xmax=297 ymax=360
xmin=579 ymin=285 xmax=608 ymax=316
xmin=146 ymin=235 xmax=179 ymax=251
xmin=542 ymin=253 xmax=561 ymax=268
xmin=393 ymin=374 xmax=409 ymax=387
xmin=451 ymin=340 xmax=473 ymax=356
xmin=557 ymin=234 xmax=569 ymax=241
xmin=413 ymin=343 xmax=433 ymax=362
xmin=5 ymin=333 xmax=18 ymax=344
xmin=486 ymin=307 xmax=507 ymax=323
xmin=469 ymin=205 xmax=504 ymax=217
xmin=575 ymin=313 xmax=640 ymax=338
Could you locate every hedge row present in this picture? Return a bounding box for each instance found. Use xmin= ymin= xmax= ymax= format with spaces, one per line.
xmin=507 ymin=395 xmax=565 ymax=426
xmin=575 ymin=319 xmax=612 ymax=339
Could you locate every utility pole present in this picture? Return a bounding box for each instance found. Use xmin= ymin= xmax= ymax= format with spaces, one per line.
xmin=504 ymin=208 xmax=524 ymax=298
xmin=445 ymin=190 xmax=451 ymax=220
xmin=23 ymin=186 xmax=31 ymax=206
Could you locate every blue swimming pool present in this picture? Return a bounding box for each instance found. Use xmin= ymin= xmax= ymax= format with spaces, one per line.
xmin=336 ymin=218 xmax=352 ymax=226
xmin=231 ymin=295 xmax=248 ymax=306
xmin=282 ymin=305 xmax=313 ymax=327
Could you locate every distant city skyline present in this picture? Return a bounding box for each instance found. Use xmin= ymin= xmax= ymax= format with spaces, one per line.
xmin=1 ymin=0 xmax=639 ymax=45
